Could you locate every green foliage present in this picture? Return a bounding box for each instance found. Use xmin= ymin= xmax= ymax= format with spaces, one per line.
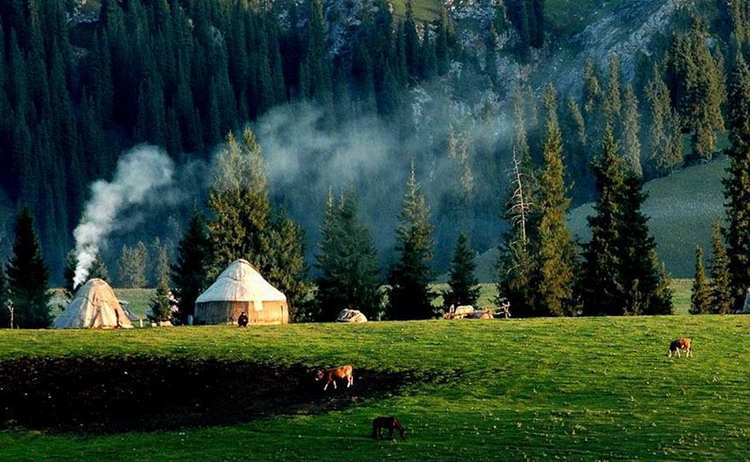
xmin=171 ymin=210 xmax=211 ymax=322
xmin=207 ymin=128 xmax=271 ymax=274
xmin=533 ymin=86 xmax=578 ymax=316
xmin=645 ymin=63 xmax=683 ymax=177
xmin=443 ymin=233 xmax=480 ymax=308
xmin=0 ymin=262 xmax=9 ymax=328
xmin=117 ymin=241 xmax=148 ymax=289
xmin=388 ymin=165 xmax=436 ymax=320
xmin=723 ymin=54 xmax=750 ymax=310
xmin=316 ymin=191 xmax=382 ymax=321
xmin=690 ymin=246 xmax=711 ymax=314
xmin=148 ymin=273 xmax=172 ymax=322
xmin=708 ymin=219 xmax=732 ymax=315
xmin=266 ymin=210 xmax=311 ymax=322
xmin=581 ymin=126 xmax=673 ymax=315
xmin=6 ymin=207 xmax=50 ymax=328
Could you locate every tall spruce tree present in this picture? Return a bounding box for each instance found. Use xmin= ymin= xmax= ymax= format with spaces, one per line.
xmin=618 ymin=174 xmax=673 ymax=315
xmin=621 ymin=85 xmax=642 ymax=177
xmin=316 ymin=191 xmax=382 ymax=321
xmin=266 ymin=209 xmax=311 ymax=322
xmin=709 ymin=218 xmax=733 ymax=314
xmin=0 ymin=263 xmax=9 ymax=328
xmin=206 ymin=128 xmax=271 ymax=274
xmin=117 ymin=242 xmax=148 ymax=288
xmin=171 ymin=209 xmax=211 ymax=322
xmin=496 ymin=142 xmax=539 ymax=317
xmin=388 ymin=164 xmax=436 ymax=320
xmin=444 ymin=233 xmax=480 ymax=308
xmin=724 ymin=54 xmax=750 ymax=310
xmin=533 ymin=86 xmax=578 ymax=316
xmin=6 ymin=207 xmax=50 ymax=328
xmin=581 ymin=125 xmax=625 ymax=316
xmin=690 ymin=246 xmax=711 ymax=314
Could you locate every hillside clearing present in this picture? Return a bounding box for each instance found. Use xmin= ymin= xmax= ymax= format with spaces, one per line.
xmin=0 ymin=316 xmax=748 ymax=460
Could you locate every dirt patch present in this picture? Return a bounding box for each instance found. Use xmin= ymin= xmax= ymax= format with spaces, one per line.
xmin=0 ymin=356 xmax=407 ymax=433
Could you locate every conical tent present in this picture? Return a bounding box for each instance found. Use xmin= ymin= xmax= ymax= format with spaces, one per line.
xmin=53 ymin=278 xmax=134 ymax=329
xmin=195 ymin=259 xmax=288 ymax=325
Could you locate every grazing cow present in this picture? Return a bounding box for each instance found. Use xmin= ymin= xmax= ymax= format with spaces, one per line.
xmin=315 ymin=365 xmax=354 ymax=391
xmin=668 ymin=338 xmax=693 ymax=358
xmin=372 ymin=416 xmax=407 ymax=440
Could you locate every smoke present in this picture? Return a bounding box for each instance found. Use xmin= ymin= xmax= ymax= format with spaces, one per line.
xmin=72 ymin=145 xmax=175 ymax=288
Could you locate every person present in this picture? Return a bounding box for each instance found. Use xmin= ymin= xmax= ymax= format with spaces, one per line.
xmin=237 ymin=311 xmax=249 ymax=327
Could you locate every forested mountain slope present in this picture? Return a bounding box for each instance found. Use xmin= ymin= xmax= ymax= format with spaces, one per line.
xmin=0 ymin=0 xmax=737 ymax=284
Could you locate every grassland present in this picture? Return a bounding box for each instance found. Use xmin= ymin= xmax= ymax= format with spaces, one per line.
xmin=1 ymin=315 xmax=748 ymax=461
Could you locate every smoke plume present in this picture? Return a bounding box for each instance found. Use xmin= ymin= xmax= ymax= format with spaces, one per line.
xmin=72 ymin=145 xmax=175 ymax=288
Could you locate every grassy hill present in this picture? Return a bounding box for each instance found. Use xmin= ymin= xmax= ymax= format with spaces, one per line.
xmin=473 ymin=157 xmax=727 ymax=281
xmin=0 ymin=316 xmax=749 ymax=460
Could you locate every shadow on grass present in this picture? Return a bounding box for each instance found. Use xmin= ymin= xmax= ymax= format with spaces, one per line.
xmin=0 ymin=356 xmax=413 ymax=434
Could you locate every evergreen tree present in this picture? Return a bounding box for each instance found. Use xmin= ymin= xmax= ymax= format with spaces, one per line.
xmin=171 ymin=209 xmax=211 ymax=322
xmin=388 ymin=164 xmax=436 ymax=320
xmin=316 ymin=191 xmax=382 ymax=321
xmin=266 ymin=209 xmax=311 ymax=322
xmin=533 ymin=86 xmax=578 ymax=316
xmin=6 ymin=207 xmax=50 ymax=328
xmin=148 ymin=273 xmax=172 ymax=323
xmin=444 ymin=232 xmax=480 ymax=308
xmin=117 ymin=242 xmax=148 ymax=288
xmin=690 ymin=246 xmax=711 ymax=314
xmin=581 ymin=125 xmax=625 ymax=316
xmin=621 ymin=85 xmax=642 ymax=177
xmin=645 ymin=63 xmax=683 ymax=177
xmin=206 ymin=128 xmax=271 ymax=274
xmin=618 ymin=175 xmax=673 ymax=315
xmin=496 ymin=143 xmax=538 ymax=317
xmin=709 ymin=218 xmax=733 ymax=315
xmin=603 ymin=54 xmax=622 ymax=125
xmin=724 ymin=54 xmax=750 ymax=310
xmin=0 ymin=262 xmax=9 ymax=328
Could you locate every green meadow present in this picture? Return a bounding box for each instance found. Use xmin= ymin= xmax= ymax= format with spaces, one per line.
xmin=0 ymin=315 xmax=748 ymax=461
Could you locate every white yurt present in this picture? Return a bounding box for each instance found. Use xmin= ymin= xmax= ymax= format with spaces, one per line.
xmin=53 ymin=278 xmax=134 ymax=329
xmin=194 ymin=259 xmax=288 ymax=325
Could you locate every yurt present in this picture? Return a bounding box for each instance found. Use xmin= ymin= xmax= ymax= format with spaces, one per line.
xmin=194 ymin=259 xmax=289 ymax=325
xmin=53 ymin=278 xmax=134 ymax=329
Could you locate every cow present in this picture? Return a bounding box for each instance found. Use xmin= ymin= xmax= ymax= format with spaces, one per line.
xmin=372 ymin=416 xmax=407 ymax=440
xmin=315 ymin=365 xmax=354 ymax=391
xmin=668 ymin=338 xmax=693 ymax=358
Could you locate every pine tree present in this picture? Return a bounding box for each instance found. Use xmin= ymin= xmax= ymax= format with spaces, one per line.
xmin=171 ymin=209 xmax=211 ymax=322
xmin=709 ymin=218 xmax=733 ymax=315
xmin=690 ymin=246 xmax=711 ymax=314
xmin=496 ymin=146 xmax=538 ymax=317
xmin=645 ymin=63 xmax=682 ymax=177
xmin=603 ymin=54 xmax=622 ymax=125
xmin=444 ymin=233 xmax=480 ymax=308
xmin=117 ymin=242 xmax=148 ymax=288
xmin=6 ymin=207 xmax=50 ymax=328
xmin=533 ymin=86 xmax=578 ymax=316
xmin=0 ymin=263 xmax=9 ymax=328
xmin=618 ymin=174 xmax=673 ymax=315
xmin=266 ymin=209 xmax=311 ymax=322
xmin=581 ymin=125 xmax=625 ymax=316
xmin=148 ymin=273 xmax=172 ymax=323
xmin=388 ymin=164 xmax=436 ymax=320
xmin=724 ymin=54 xmax=750 ymax=310
xmin=206 ymin=128 xmax=271 ymax=274
xmin=316 ymin=191 xmax=382 ymax=321
xmin=621 ymin=85 xmax=642 ymax=177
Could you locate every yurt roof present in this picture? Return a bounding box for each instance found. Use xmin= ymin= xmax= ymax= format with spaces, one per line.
xmin=53 ymin=278 xmax=134 ymax=329
xmin=196 ymin=259 xmax=287 ymax=303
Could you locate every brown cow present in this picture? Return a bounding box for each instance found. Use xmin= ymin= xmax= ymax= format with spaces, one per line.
xmin=315 ymin=365 xmax=354 ymax=391
xmin=668 ymin=338 xmax=693 ymax=358
xmin=372 ymin=416 xmax=407 ymax=440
